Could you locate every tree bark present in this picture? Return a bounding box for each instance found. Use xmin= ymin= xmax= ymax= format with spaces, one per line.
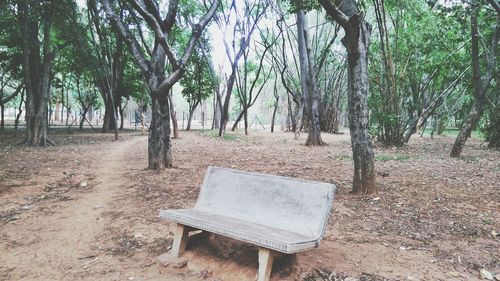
xmin=148 ymin=92 xmax=172 ymax=169
xmin=343 ymin=16 xmax=376 ymax=193
xmin=186 ymin=100 xmax=199 ymax=131
xmin=450 ymin=7 xmax=498 ymax=157
xmin=212 ymin=90 xmax=221 ymax=129
xmin=319 ymin=0 xmax=376 ymax=193
xmin=271 ymin=77 xmax=279 ymax=133
xmin=118 ymin=103 xmax=124 ymax=130
xmin=296 ymin=10 xmax=324 ymax=146
xmin=168 ymin=92 xmax=179 ymax=138
xmin=15 ymin=91 xmax=25 ymax=130
xmin=20 ymin=2 xmax=53 ymax=146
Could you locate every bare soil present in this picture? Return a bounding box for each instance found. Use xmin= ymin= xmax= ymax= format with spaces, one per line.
xmin=0 ymin=128 xmax=498 ymax=281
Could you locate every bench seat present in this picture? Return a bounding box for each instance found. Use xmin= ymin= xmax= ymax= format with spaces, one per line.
xmin=159 ymin=166 xmax=335 ymax=281
xmin=159 ymin=208 xmax=319 ymax=254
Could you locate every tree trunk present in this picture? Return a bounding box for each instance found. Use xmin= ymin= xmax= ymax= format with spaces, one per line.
xmin=286 ymin=92 xmax=294 ymax=132
xmin=148 ymin=93 xmax=172 ymax=169
xmin=296 ymin=10 xmax=324 ymax=146
xmin=168 ymin=92 xmax=179 ymax=138
xmin=231 ymin=110 xmax=245 ymax=131
xmin=20 ymin=2 xmax=53 ymax=146
xmin=0 ymin=103 xmax=4 ymax=130
xmin=450 ymin=7 xmax=495 ymax=157
xmin=186 ymin=109 xmax=194 ymax=131
xmin=271 ymin=97 xmax=279 ymax=133
xmin=15 ymin=91 xmax=24 ymax=130
xmin=65 ymin=89 xmax=69 ymax=126
xmin=79 ymin=106 xmax=90 ymax=130
xmin=118 ymin=103 xmax=124 ymax=130
xmin=212 ymin=90 xmax=221 ymax=129
xmin=244 ymin=108 xmax=248 ymax=135
xmin=219 ymin=67 xmax=238 ymax=136
xmin=343 ymin=15 xmax=376 ymax=194
xmin=60 ymin=82 xmax=64 ymax=124
xmin=102 ymin=96 xmax=115 ymax=132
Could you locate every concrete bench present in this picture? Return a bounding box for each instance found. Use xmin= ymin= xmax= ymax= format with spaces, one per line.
xmin=159 ymin=166 xmax=335 ymax=281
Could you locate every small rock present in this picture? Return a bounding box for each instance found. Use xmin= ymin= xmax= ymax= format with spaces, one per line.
xmin=79 ymin=181 xmax=88 ymax=188
xmin=158 ymin=253 xmax=187 ymax=268
xmin=373 ymin=197 xmax=381 ymax=201
xmin=480 ymin=269 xmax=494 ymax=280
xmin=128 ymin=277 xmax=135 ymax=281
xmin=447 ymin=271 xmax=460 ymax=277
xmin=94 ymin=205 xmax=103 ymax=209
xmin=134 ymin=233 xmax=143 ymax=238
xmin=406 ymin=276 xmax=415 ymax=280
xmin=199 ymin=269 xmax=212 ymax=279
xmin=344 ymin=277 xmax=359 ymax=281
xmin=399 ymin=246 xmax=407 ymax=251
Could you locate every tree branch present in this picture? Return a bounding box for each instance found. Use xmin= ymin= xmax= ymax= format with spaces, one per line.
xmin=317 ymin=0 xmax=349 ymax=28
xmin=102 ymin=0 xmax=152 ymax=76
xmin=157 ymin=0 xmax=220 ymax=94
xmin=128 ymin=0 xmax=179 ymax=69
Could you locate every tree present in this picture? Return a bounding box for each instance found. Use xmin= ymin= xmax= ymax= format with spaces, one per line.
xmin=102 ymin=0 xmax=219 ymax=169
xmin=318 ymin=0 xmax=376 ymax=193
xmin=215 ymin=0 xmax=269 ymax=136
xmin=451 ymin=2 xmax=499 ymax=157
xmin=296 ymin=9 xmax=325 ymax=145
xmin=180 ymin=41 xmax=214 ymax=131
xmin=231 ymin=30 xmax=274 ymax=135
xmin=15 ymin=0 xmax=80 ymax=146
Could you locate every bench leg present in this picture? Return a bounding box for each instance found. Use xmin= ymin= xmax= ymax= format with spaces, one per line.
xmin=171 ymin=223 xmax=189 ymax=258
xmin=258 ymin=248 xmax=274 ymax=281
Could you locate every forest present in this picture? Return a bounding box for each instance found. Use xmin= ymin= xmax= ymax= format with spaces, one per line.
xmin=0 ymin=0 xmax=499 ymax=280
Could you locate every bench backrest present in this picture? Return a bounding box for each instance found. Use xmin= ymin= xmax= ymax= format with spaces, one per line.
xmin=195 ymin=166 xmax=335 ymax=239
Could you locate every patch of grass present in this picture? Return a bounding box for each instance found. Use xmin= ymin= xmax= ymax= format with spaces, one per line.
xmin=337 ymin=155 xmax=353 ymax=161
xmin=375 ymin=154 xmax=410 ymax=162
xmin=196 ymin=129 xmax=243 ymax=141
xmin=422 ymin=127 xmax=484 ymax=139
xmin=462 ymin=155 xmax=479 ymax=163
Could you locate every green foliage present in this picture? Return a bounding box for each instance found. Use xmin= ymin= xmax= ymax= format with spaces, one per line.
xmin=368 ymin=0 xmax=473 ymax=146
xmin=180 ymin=38 xmax=216 ymax=110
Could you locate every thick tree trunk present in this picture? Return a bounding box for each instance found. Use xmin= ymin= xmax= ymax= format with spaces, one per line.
xmin=296 ymin=10 xmax=324 ymax=146
xmin=148 ymin=93 xmax=172 ymax=169
xmin=101 ymin=96 xmax=116 ymax=133
xmin=343 ymin=16 xmax=376 ymax=194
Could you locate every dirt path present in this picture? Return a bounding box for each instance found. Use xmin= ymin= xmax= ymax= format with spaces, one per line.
xmin=1 ymin=130 xmax=498 ymax=281
xmin=1 ymin=136 xmax=147 ymax=281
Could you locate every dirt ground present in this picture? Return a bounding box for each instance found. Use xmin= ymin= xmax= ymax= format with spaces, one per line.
xmin=0 ymin=128 xmax=498 ymax=281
